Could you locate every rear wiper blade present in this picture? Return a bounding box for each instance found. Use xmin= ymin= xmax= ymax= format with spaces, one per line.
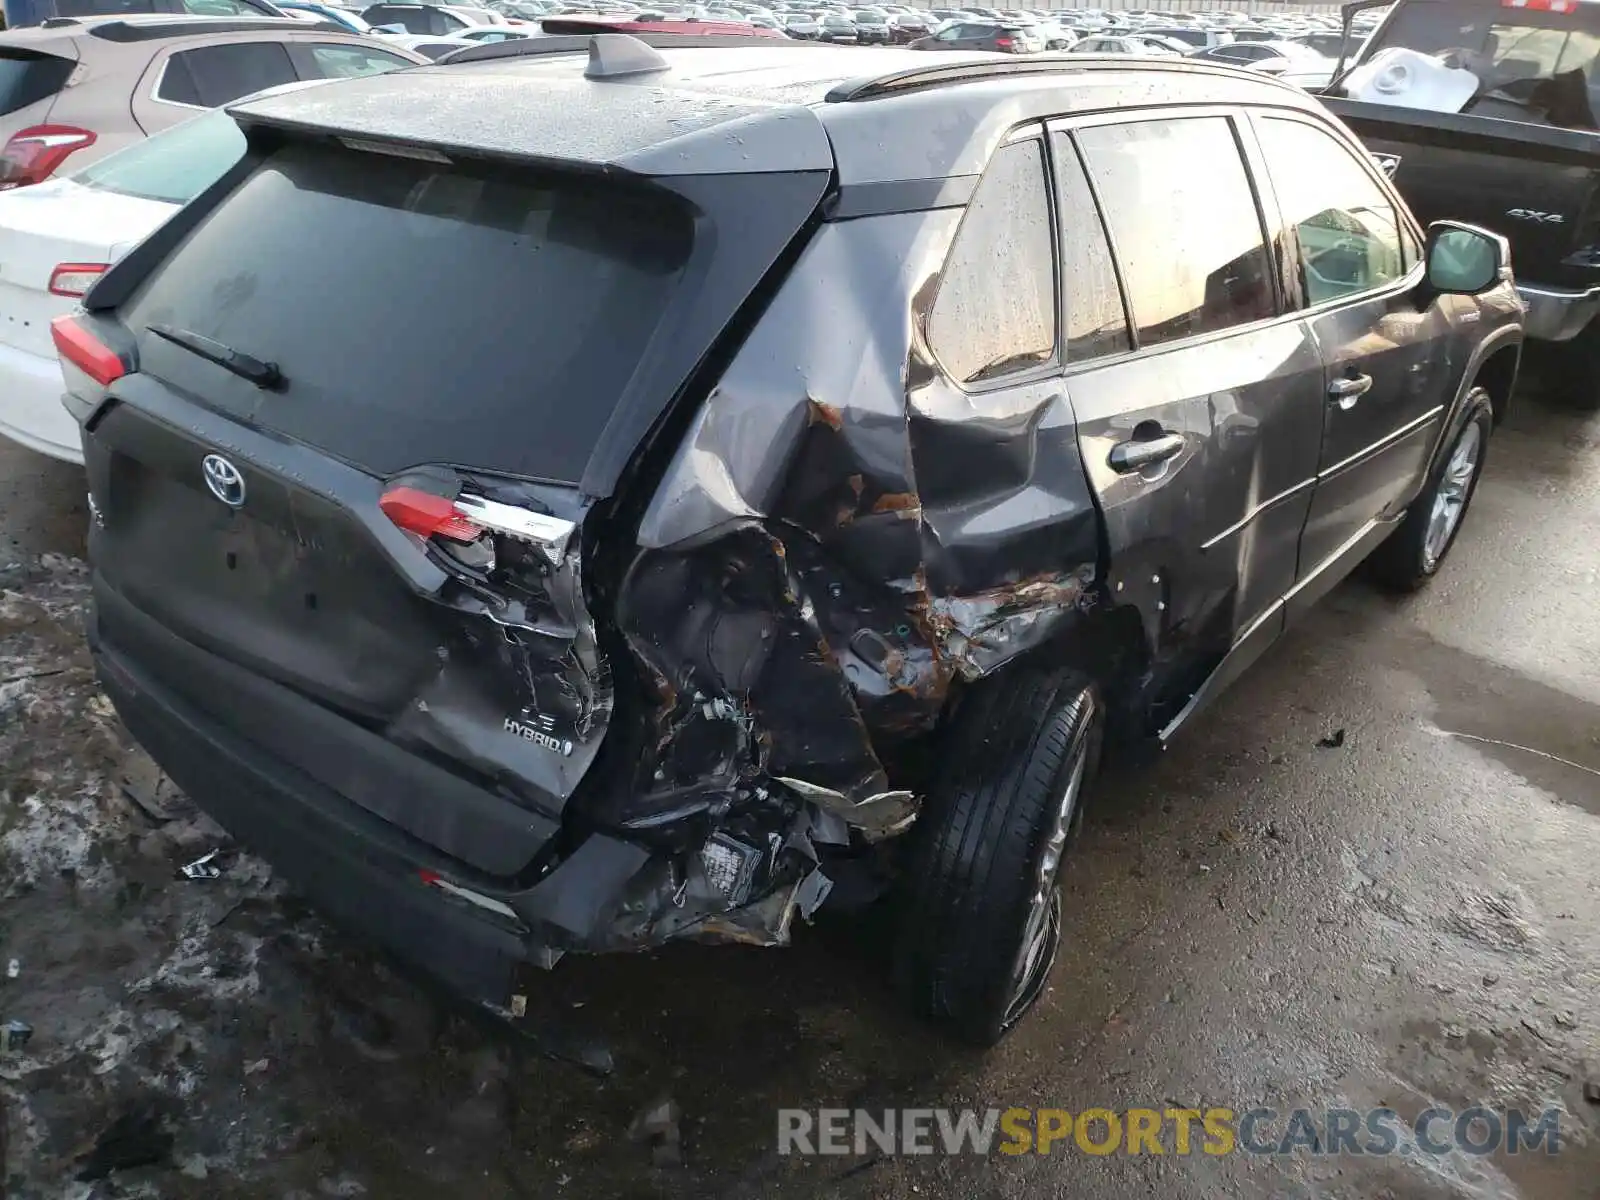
xmin=147 ymin=323 xmax=285 ymax=391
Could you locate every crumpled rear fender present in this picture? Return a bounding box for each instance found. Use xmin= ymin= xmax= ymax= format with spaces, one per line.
xmin=589 ymin=209 xmax=1107 ymax=947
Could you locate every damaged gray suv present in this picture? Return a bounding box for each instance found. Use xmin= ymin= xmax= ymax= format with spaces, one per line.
xmin=60 ymin=34 xmax=1523 ymax=1047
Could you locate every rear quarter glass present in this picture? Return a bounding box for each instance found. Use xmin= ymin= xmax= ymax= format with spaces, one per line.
xmin=0 ymin=50 xmax=74 ymax=118
xmin=70 ymin=110 xmax=246 ymax=206
xmin=117 ymin=139 xmax=693 ymax=484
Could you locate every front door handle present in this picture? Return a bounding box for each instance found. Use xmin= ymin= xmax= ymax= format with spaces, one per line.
xmin=1328 ymin=373 xmax=1373 ymax=410
xmin=1108 ymin=431 xmax=1185 ymax=473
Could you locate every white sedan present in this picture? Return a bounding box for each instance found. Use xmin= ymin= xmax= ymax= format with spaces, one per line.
xmin=0 ymin=95 xmax=298 ymax=462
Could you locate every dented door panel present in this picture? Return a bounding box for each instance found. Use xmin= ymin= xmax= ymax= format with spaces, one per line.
xmin=1068 ymin=321 xmax=1325 ymax=687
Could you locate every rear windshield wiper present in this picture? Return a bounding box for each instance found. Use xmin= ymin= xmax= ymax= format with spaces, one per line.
xmin=147 ymin=324 xmax=285 ymax=391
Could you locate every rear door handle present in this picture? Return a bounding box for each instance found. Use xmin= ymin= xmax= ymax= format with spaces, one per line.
xmin=1108 ymin=432 xmax=1185 ymax=473
xmin=1328 ymin=373 xmax=1373 ymax=409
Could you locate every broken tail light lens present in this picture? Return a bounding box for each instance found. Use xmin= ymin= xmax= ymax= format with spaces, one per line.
xmin=0 ymin=126 xmax=96 ymax=191
xmin=50 ymin=315 xmax=125 ymax=387
xmin=380 ymin=485 xmax=576 ymax=561
xmin=48 ymin=262 xmax=108 ymax=298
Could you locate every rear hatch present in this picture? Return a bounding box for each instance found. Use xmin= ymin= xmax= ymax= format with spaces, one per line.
xmin=0 ymin=41 xmax=81 ymax=187
xmin=1327 ymin=0 xmax=1600 ymax=288
xmin=71 ymin=107 xmax=831 ymax=868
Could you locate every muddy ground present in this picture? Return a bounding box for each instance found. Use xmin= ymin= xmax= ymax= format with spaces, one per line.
xmin=0 ymin=362 xmax=1596 ymax=1199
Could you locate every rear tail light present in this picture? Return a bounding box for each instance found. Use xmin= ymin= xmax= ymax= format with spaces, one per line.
xmin=995 ymin=34 xmax=1014 ymax=48
xmin=381 ymin=486 xmax=576 ymax=562
xmin=1502 ymin=0 xmax=1577 ymax=10
xmin=379 ymin=486 xmax=482 ymax=542
xmin=48 ymin=262 xmax=108 ymax=298
xmin=0 ymin=125 xmax=96 ymax=191
xmin=50 ymin=315 xmax=125 ymax=387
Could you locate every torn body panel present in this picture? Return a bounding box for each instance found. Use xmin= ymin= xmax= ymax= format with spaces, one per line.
xmin=588 ymin=210 xmax=1105 ymax=949
xmin=381 ymin=475 xmax=614 ymax=825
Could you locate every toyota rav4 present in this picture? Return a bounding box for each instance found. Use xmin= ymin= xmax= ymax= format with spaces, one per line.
xmin=58 ymin=36 xmax=1523 ymax=1046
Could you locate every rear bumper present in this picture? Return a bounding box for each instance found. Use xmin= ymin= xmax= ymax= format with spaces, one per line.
xmin=1517 ymin=282 xmax=1600 ymax=342
xmin=89 ymin=579 xmax=662 ymax=1007
xmin=0 ymin=339 xmax=81 ymax=463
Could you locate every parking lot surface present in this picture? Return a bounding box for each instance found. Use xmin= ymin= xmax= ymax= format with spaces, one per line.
xmin=0 ymin=360 xmax=1595 ymax=1199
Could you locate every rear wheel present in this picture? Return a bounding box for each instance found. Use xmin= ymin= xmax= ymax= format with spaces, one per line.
xmin=893 ymin=670 xmax=1101 ymax=1046
xmin=1368 ymin=387 xmax=1492 ymax=592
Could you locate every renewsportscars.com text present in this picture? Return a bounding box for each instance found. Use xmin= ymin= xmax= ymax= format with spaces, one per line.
xmin=777 ymin=1106 xmax=1564 ymax=1157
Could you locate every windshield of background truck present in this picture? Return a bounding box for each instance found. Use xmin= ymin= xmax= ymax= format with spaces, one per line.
xmin=1370 ymin=0 xmax=1600 ymax=124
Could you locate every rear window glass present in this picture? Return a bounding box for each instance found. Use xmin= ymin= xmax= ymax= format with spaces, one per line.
xmin=72 ymin=110 xmax=244 ymax=205
xmin=121 ymin=141 xmax=692 ymax=483
xmin=0 ymin=50 xmax=73 ymax=118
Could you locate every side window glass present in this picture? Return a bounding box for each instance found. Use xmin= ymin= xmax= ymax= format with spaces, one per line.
xmin=927 ymin=136 xmax=1057 ymax=386
xmin=309 ymin=44 xmax=415 ymax=77
xmin=161 ymin=43 xmax=298 ymax=108
xmin=1258 ymin=117 xmax=1405 ymax=306
xmin=182 ymin=0 xmax=251 ymax=13
xmin=1078 ymin=116 xmax=1276 ymax=348
xmin=1052 ymin=133 xmax=1130 ymax=362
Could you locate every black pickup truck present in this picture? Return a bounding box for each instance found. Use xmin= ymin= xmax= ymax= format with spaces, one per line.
xmin=1322 ymin=0 xmax=1600 ymax=383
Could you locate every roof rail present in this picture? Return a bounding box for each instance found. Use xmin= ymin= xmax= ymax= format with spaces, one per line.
xmin=825 ymin=55 xmax=1293 ymax=102
xmin=88 ymin=16 xmax=337 ymax=41
xmin=438 ymin=29 xmax=821 ymax=64
xmin=825 ymin=58 xmax=1094 ymax=102
xmin=39 ymin=16 xmax=81 ymax=27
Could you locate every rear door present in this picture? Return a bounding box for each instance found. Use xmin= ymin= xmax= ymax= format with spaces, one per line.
xmin=1061 ymin=110 xmax=1327 ymax=718
xmin=911 ymin=130 xmax=1102 ymax=651
xmin=1250 ymin=112 xmax=1447 ymax=594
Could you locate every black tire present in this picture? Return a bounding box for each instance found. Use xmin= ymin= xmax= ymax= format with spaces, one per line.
xmin=1368 ymin=387 xmax=1493 ymax=593
xmin=893 ymin=669 xmax=1102 ymax=1046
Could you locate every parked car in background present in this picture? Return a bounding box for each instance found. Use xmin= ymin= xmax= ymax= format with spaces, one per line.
xmin=0 ymin=91 xmax=303 ymax=460
xmin=0 ymin=16 xmax=425 ymax=191
xmin=781 ymin=11 xmax=819 ymax=37
xmin=1295 ymin=28 xmax=1353 ymax=58
xmin=851 ymin=8 xmax=888 ymax=42
xmin=1137 ymin=24 xmax=1226 ymax=49
xmin=1035 ymin=18 xmax=1074 ymax=49
xmin=887 ymin=10 xmax=928 ymax=41
xmin=1188 ymin=38 xmax=1320 ymax=66
xmin=911 ymin=18 xmax=1039 ymax=52
xmin=539 ymin=13 xmax=784 ymax=36
xmin=446 ymin=23 xmax=535 ymax=41
xmin=1069 ymin=33 xmax=1177 ymax=55
xmin=58 ymin=37 xmax=1517 ymax=1052
xmin=816 ymin=11 xmax=856 ymax=41
xmin=1 ymin=0 xmax=288 ymax=27
xmin=381 ymin=30 xmax=492 ymax=54
xmin=361 ymin=2 xmax=494 ymax=32
xmin=275 ymin=0 xmax=373 ymax=30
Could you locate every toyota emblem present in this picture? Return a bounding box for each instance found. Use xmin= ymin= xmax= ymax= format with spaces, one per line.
xmin=202 ymin=454 xmax=245 ymax=508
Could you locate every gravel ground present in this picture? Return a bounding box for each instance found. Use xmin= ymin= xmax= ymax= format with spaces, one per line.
xmin=0 ymin=361 xmax=1595 ymax=1199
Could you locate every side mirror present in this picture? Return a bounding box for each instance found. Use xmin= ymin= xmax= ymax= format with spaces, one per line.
xmin=1425 ymin=221 xmax=1509 ymax=295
